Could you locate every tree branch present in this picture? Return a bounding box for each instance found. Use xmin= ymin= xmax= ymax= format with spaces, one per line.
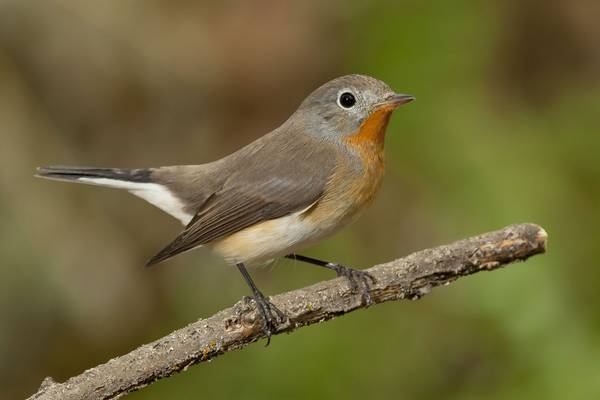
xmin=28 ymin=223 xmax=547 ymax=400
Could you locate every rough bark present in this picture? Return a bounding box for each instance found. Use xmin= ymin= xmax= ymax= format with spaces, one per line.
xmin=28 ymin=223 xmax=547 ymax=400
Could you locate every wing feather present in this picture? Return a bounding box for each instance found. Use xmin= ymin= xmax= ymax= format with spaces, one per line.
xmin=146 ymin=135 xmax=335 ymax=266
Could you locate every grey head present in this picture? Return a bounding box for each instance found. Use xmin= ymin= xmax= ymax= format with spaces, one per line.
xmin=294 ymin=74 xmax=414 ymax=138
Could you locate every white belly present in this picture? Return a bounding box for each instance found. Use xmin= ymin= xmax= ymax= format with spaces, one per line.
xmin=208 ymin=207 xmax=343 ymax=265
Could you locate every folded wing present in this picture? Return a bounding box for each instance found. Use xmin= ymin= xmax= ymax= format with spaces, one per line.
xmin=146 ymin=135 xmax=335 ymax=266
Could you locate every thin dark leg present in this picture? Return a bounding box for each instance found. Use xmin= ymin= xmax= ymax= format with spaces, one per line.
xmin=285 ymin=254 xmax=376 ymax=305
xmin=236 ymin=263 xmax=284 ymax=345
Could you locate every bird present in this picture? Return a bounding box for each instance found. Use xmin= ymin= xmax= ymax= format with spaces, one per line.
xmin=37 ymin=74 xmax=414 ymax=342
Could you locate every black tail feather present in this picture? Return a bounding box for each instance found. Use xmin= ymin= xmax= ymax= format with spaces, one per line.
xmin=36 ymin=166 xmax=153 ymax=183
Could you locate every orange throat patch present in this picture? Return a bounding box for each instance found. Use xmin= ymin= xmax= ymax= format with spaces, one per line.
xmin=338 ymin=107 xmax=392 ymax=208
xmin=345 ymin=108 xmax=393 ymax=151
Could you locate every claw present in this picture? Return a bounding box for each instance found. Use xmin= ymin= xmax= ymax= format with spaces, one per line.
xmin=251 ymin=291 xmax=286 ymax=346
xmin=326 ymin=263 xmax=376 ymax=306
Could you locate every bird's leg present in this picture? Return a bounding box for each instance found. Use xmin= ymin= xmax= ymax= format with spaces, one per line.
xmin=236 ymin=263 xmax=285 ymax=345
xmin=285 ymin=254 xmax=376 ymax=305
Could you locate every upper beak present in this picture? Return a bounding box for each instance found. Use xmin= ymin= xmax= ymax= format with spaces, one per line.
xmin=375 ymin=93 xmax=415 ymax=110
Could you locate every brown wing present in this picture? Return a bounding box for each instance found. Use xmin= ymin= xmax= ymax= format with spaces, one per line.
xmin=146 ymin=136 xmax=335 ymax=266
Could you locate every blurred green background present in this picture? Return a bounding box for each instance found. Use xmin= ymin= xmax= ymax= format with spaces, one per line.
xmin=1 ymin=1 xmax=599 ymax=399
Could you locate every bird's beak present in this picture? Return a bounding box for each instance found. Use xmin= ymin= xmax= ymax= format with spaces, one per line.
xmin=375 ymin=94 xmax=415 ymax=111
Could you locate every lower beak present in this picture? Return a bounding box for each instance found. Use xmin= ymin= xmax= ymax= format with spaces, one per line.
xmin=376 ymin=94 xmax=415 ymax=110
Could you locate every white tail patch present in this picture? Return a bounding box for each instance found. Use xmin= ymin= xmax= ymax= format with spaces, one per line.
xmin=78 ymin=178 xmax=193 ymax=225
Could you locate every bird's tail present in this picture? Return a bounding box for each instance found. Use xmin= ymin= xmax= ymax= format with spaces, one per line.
xmin=36 ymin=165 xmax=193 ymax=224
xmin=36 ymin=166 xmax=153 ymax=188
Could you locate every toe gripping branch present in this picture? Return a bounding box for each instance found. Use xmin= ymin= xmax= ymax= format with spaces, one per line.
xmin=286 ymin=254 xmax=376 ymax=305
xmin=236 ymin=263 xmax=285 ymax=345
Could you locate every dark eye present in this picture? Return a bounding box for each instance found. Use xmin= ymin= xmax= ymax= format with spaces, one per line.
xmin=338 ymin=92 xmax=356 ymax=109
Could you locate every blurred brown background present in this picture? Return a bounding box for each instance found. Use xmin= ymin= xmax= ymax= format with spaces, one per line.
xmin=1 ymin=1 xmax=599 ymax=399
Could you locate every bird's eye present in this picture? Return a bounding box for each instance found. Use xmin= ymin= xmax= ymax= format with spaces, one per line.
xmin=338 ymin=92 xmax=356 ymax=109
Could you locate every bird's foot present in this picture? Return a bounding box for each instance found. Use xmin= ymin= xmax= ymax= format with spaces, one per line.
xmin=248 ymin=290 xmax=286 ymax=346
xmin=326 ymin=263 xmax=376 ymax=306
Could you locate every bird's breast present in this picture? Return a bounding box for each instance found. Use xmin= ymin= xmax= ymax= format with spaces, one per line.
xmin=302 ymin=146 xmax=384 ymax=235
xmin=303 ymin=106 xmax=391 ymax=230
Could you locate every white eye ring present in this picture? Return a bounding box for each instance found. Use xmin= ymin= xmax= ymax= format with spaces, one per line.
xmin=337 ymin=91 xmax=357 ymax=109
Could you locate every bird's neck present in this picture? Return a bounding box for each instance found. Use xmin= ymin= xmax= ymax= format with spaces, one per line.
xmin=345 ymin=108 xmax=392 ymax=154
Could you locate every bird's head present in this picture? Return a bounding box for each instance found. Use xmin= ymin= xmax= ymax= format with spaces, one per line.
xmin=296 ymin=74 xmax=414 ymax=145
